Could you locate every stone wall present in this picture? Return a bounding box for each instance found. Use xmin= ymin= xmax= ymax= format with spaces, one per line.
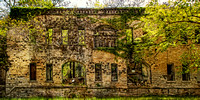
xmin=5 ymin=86 xmax=200 ymax=97
xmin=5 ymin=8 xmax=200 ymax=97
xmin=6 ymin=8 xmax=129 ymax=97
xmin=148 ymin=46 xmax=200 ymax=88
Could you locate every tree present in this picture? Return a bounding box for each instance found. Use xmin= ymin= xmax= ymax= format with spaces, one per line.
xmin=0 ymin=0 xmax=59 ymax=81
xmin=0 ymin=0 xmax=18 ymax=18
xmin=0 ymin=0 xmax=71 ymax=18
xmin=102 ymin=0 xmax=145 ymax=7
xmin=52 ymin=0 xmax=71 ymax=7
xmin=141 ymin=0 xmax=200 ymax=71
xmin=18 ymin=0 xmax=53 ymax=7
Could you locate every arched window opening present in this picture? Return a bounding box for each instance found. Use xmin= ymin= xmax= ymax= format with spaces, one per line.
xmin=62 ymin=61 xmax=85 ymax=85
xmin=94 ymin=25 xmax=117 ymax=48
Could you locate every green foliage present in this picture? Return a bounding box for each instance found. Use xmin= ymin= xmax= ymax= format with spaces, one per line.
xmin=90 ymin=7 xmax=148 ymax=69
xmin=179 ymin=45 xmax=200 ymax=73
xmin=0 ymin=18 xmax=9 ymax=71
xmin=10 ymin=7 xmax=52 ymax=20
xmin=92 ymin=7 xmax=148 ymax=72
xmin=18 ymin=0 xmax=53 ymax=7
xmin=142 ymin=0 xmax=200 ymax=71
xmin=142 ymin=0 xmax=200 ymax=48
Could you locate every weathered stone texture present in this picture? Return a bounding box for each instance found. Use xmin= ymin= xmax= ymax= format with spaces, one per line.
xmin=4 ymin=8 xmax=200 ymax=97
xmin=149 ymin=46 xmax=199 ymax=88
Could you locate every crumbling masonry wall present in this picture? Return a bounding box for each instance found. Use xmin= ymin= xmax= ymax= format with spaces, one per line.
xmin=5 ymin=8 xmax=200 ymax=97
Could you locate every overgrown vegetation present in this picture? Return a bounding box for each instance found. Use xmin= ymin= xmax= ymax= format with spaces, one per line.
xmin=142 ymin=0 xmax=200 ymax=73
xmin=0 ymin=0 xmax=200 ymax=86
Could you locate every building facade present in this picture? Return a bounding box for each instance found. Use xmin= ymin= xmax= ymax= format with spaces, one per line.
xmin=1 ymin=8 xmax=200 ymax=97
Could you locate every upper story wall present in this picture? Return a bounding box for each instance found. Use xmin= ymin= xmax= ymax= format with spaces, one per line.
xmin=6 ymin=8 xmax=143 ymax=89
xmin=8 ymin=7 xmax=145 ymax=51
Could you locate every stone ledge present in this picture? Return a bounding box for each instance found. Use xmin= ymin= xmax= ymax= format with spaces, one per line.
xmin=5 ymin=87 xmax=200 ymax=97
xmin=43 ymin=8 xmax=145 ymax=15
xmin=6 ymin=86 xmax=200 ymax=89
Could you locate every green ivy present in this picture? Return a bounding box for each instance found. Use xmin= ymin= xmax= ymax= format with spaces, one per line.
xmin=10 ymin=7 xmax=53 ymax=20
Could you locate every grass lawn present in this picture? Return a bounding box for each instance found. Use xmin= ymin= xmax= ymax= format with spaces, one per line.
xmin=0 ymin=97 xmax=200 ymax=100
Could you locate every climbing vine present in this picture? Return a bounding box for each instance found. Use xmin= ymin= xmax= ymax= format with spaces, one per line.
xmin=3 ymin=7 xmax=149 ymax=85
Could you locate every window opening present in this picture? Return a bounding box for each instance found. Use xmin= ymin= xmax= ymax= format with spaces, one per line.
xmin=94 ymin=26 xmax=116 ymax=48
xmin=167 ymin=64 xmax=175 ymax=81
xmin=46 ymin=64 xmax=53 ymax=81
xmin=195 ymin=29 xmax=200 ymax=44
xmin=182 ymin=64 xmax=190 ymax=81
xmin=197 ymin=68 xmax=200 ymax=83
xmin=29 ymin=28 xmax=37 ymax=44
xmin=126 ymin=29 xmax=133 ymax=43
xmin=78 ymin=29 xmax=85 ymax=45
xmin=111 ymin=63 xmax=118 ymax=81
xmin=62 ymin=30 xmax=68 ymax=45
xmin=30 ymin=63 xmax=36 ymax=81
xmin=62 ymin=62 xmax=85 ymax=85
xmin=95 ymin=63 xmax=102 ymax=81
xmin=46 ymin=29 xmax=53 ymax=44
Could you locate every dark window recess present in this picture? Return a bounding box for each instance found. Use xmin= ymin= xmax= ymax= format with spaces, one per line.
xmin=181 ymin=34 xmax=188 ymax=44
xmin=111 ymin=63 xmax=118 ymax=81
xmin=46 ymin=29 xmax=53 ymax=44
xmin=195 ymin=28 xmax=200 ymax=44
xmin=30 ymin=63 xmax=36 ymax=81
xmin=197 ymin=69 xmax=200 ymax=83
xmin=62 ymin=62 xmax=85 ymax=85
xmin=95 ymin=63 xmax=102 ymax=81
xmin=46 ymin=64 xmax=53 ymax=81
xmin=94 ymin=26 xmax=117 ymax=48
xmin=0 ymin=68 xmax=5 ymax=85
xmin=167 ymin=64 xmax=175 ymax=81
xmin=182 ymin=64 xmax=190 ymax=81
xmin=94 ymin=35 xmax=116 ymax=48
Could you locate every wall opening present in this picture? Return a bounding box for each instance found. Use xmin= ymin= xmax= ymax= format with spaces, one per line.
xmin=78 ymin=27 xmax=85 ymax=45
xmin=182 ymin=64 xmax=190 ymax=81
xmin=111 ymin=63 xmax=118 ymax=82
xmin=46 ymin=64 xmax=53 ymax=81
xmin=95 ymin=63 xmax=102 ymax=81
xmin=197 ymin=68 xmax=200 ymax=83
xmin=167 ymin=63 xmax=175 ymax=81
xmin=0 ymin=68 xmax=5 ymax=85
xmin=94 ymin=25 xmax=117 ymax=48
xmin=62 ymin=61 xmax=85 ymax=85
xmin=46 ymin=28 xmax=53 ymax=45
xmin=30 ymin=63 xmax=36 ymax=81
xmin=62 ymin=29 xmax=68 ymax=45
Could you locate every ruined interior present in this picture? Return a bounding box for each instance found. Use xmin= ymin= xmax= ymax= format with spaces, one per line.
xmin=2 ymin=8 xmax=200 ymax=97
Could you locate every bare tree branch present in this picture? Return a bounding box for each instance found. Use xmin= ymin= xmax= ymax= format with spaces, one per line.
xmin=3 ymin=0 xmax=10 ymax=7
xmin=13 ymin=0 xmax=16 ymax=7
xmin=169 ymin=20 xmax=200 ymax=25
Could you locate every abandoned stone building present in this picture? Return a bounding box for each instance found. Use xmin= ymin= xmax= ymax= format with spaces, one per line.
xmin=1 ymin=8 xmax=200 ymax=97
